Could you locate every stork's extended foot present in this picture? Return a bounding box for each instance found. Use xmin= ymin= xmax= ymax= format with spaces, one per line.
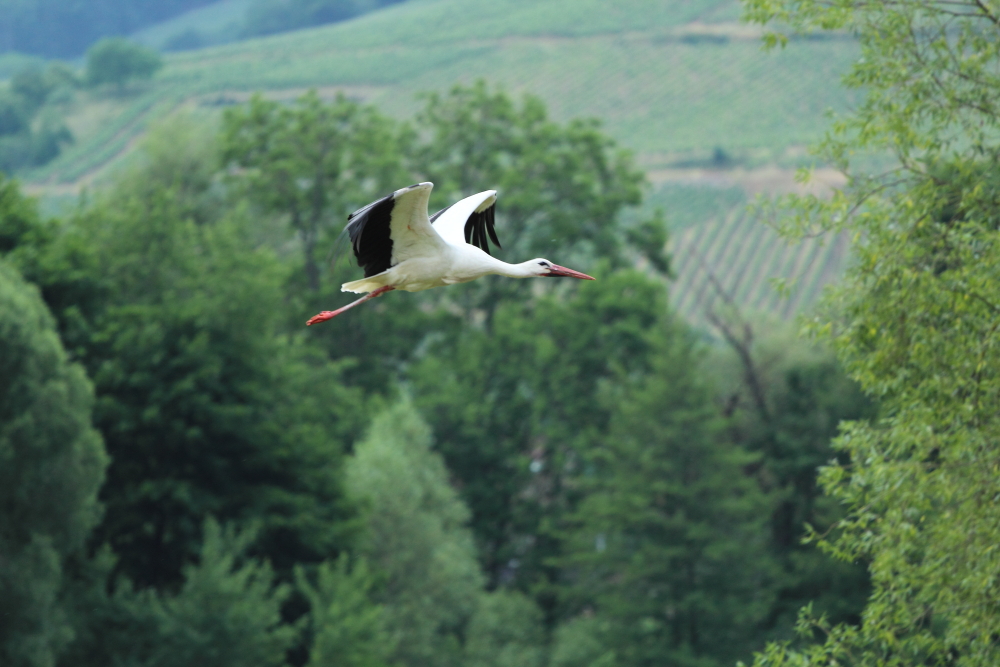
xmin=306 ymin=286 xmax=395 ymax=326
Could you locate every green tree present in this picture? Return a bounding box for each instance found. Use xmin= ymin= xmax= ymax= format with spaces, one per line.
xmin=0 ymin=174 xmax=55 ymax=257
xmin=414 ymin=81 xmax=663 ymax=316
xmin=0 ymin=259 xmax=107 ymax=667
xmin=464 ymin=590 xmax=546 ymax=667
xmin=297 ymin=556 xmax=393 ymax=667
xmin=409 ymin=268 xmax=668 ymax=591
xmin=219 ymin=91 xmax=439 ymax=397
xmin=12 ymin=130 xmax=364 ymax=590
xmin=739 ymin=0 xmax=1000 ymax=665
xmin=7 ymin=63 xmax=78 ymax=114
xmin=0 ymin=67 xmax=74 ymax=173
xmin=556 ymin=317 xmax=775 ymax=667
xmin=345 ymin=400 xmax=485 ymax=667
xmin=549 ymin=616 xmax=617 ymax=667
xmin=220 ymin=90 xmax=406 ymax=291
xmin=60 ymin=519 xmax=294 ymax=667
xmin=705 ymin=321 xmax=873 ymax=636
xmin=85 ymin=37 xmax=162 ymax=90
xmin=0 ymin=92 xmax=29 ymax=136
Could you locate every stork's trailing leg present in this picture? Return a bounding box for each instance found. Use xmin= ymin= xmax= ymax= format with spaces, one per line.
xmin=306 ymin=286 xmax=395 ymax=326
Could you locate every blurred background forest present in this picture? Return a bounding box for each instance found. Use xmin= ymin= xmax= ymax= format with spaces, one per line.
xmin=4 ymin=1 xmax=998 ymax=667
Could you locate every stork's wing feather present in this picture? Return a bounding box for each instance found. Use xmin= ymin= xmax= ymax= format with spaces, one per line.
xmin=431 ymin=190 xmax=501 ymax=255
xmin=465 ymin=203 xmax=501 ymax=255
xmin=344 ymin=182 xmax=446 ymax=277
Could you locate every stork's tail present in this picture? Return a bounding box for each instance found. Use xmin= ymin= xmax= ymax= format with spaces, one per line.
xmin=342 ymin=271 xmax=391 ymax=294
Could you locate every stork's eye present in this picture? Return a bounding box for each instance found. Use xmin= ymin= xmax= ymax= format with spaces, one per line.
xmin=538 ymin=261 xmax=551 ymax=268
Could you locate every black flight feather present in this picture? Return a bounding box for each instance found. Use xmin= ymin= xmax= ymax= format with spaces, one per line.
xmin=485 ymin=205 xmax=501 ymax=249
xmin=463 ymin=203 xmax=500 ymax=256
xmin=345 ymin=194 xmax=395 ymax=277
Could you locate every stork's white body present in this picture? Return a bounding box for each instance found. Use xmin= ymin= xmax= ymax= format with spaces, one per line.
xmin=306 ymin=182 xmax=593 ymax=325
xmin=342 ymin=183 xmax=532 ymax=293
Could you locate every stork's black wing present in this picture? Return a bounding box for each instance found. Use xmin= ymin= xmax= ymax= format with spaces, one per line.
xmin=340 ymin=183 xmax=443 ymax=277
xmin=345 ymin=194 xmax=395 ymax=277
xmin=463 ymin=202 xmax=501 ymax=256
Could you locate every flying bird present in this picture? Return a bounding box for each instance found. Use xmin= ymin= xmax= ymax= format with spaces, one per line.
xmin=306 ymin=182 xmax=595 ymax=325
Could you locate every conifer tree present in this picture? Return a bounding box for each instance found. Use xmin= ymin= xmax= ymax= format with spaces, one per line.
xmin=557 ymin=318 xmax=775 ymax=667
xmin=59 ymin=520 xmax=294 ymax=667
xmin=297 ymin=556 xmax=393 ymax=667
xmin=345 ymin=400 xmax=485 ymax=667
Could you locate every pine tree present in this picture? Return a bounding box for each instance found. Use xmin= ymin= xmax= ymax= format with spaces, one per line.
xmin=345 ymin=400 xmax=485 ymax=667
xmin=464 ymin=590 xmax=546 ymax=667
xmin=297 ymin=556 xmax=393 ymax=667
xmin=557 ymin=318 xmax=775 ymax=667
xmin=59 ymin=519 xmax=295 ymax=667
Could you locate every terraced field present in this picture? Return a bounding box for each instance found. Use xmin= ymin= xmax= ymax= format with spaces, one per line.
xmin=669 ymin=201 xmax=850 ymax=327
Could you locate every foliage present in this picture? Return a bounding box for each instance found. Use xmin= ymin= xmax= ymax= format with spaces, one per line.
xmin=85 ymin=38 xmax=162 ymax=90
xmin=557 ymin=317 xmax=775 ymax=667
xmin=0 ymin=62 xmax=895 ymax=667
xmin=220 ymin=90 xmax=407 ymax=290
xmin=409 ymin=268 xmax=668 ymax=590
xmin=0 ymin=63 xmax=76 ymax=173
xmin=297 ymin=556 xmax=393 ymax=667
xmin=345 ymin=400 xmax=485 ymax=667
xmin=60 ymin=519 xmax=294 ymax=667
xmin=11 ymin=128 xmax=363 ymax=590
xmin=0 ymin=93 xmax=30 ymax=136
xmin=415 ymin=81 xmax=659 ymax=309
xmin=549 ymin=616 xmax=617 ymax=667
xmin=219 ymin=90 xmax=449 ymax=395
xmin=0 ymin=260 xmax=106 ymax=667
xmin=739 ymin=0 xmax=1000 ymax=665
xmin=0 ymin=120 xmax=73 ymax=174
xmin=464 ymin=590 xmax=546 ymax=667
xmin=11 ymin=64 xmax=79 ymax=112
xmin=705 ymin=323 xmax=873 ymax=638
xmin=0 ymin=174 xmax=55 ymax=257
xmin=114 ymin=114 xmax=226 ymax=225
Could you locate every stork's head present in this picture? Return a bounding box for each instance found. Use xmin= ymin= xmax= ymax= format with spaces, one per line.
xmin=530 ymin=259 xmax=596 ymax=280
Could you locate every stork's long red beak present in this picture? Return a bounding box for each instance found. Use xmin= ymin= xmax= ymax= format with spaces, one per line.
xmin=544 ymin=264 xmax=596 ymax=280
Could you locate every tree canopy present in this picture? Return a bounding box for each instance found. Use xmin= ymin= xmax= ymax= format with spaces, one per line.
xmin=0 ymin=72 xmax=890 ymax=667
xmin=0 ymin=259 xmax=106 ymax=667
xmin=85 ymin=38 xmax=162 ymax=90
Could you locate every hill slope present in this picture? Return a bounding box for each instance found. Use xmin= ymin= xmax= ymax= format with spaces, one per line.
xmin=24 ymin=0 xmax=859 ymax=324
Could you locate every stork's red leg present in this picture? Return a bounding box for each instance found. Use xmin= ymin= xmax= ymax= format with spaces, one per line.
xmin=306 ymin=286 xmax=395 ymax=326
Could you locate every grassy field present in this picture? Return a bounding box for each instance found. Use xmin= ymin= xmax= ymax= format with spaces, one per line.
xmin=15 ymin=0 xmax=859 ymax=323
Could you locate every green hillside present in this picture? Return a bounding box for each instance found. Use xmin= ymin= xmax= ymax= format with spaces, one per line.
xmin=130 ymin=0 xmax=252 ymax=51
xmin=21 ymin=0 xmax=860 ymax=324
xmin=30 ymin=0 xmax=859 ymax=182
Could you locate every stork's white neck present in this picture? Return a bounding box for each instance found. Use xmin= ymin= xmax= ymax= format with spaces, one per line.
xmin=488 ymin=257 xmax=542 ymax=279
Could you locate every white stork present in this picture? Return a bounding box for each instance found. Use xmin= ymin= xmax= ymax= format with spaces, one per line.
xmin=306 ymin=182 xmax=595 ymax=325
